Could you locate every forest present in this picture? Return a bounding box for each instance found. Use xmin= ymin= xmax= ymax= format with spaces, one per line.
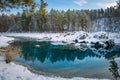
xmin=0 ymin=0 xmax=120 ymax=32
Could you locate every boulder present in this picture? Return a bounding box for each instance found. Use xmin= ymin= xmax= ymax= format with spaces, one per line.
xmin=104 ymin=40 xmax=115 ymax=48
xmin=91 ymin=42 xmax=103 ymax=49
xmin=74 ymin=39 xmax=78 ymax=43
xmin=80 ymin=41 xmax=88 ymax=44
xmin=79 ymin=33 xmax=88 ymax=39
xmin=93 ymin=33 xmax=108 ymax=39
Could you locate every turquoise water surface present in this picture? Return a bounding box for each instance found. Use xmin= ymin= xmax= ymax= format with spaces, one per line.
xmin=11 ymin=41 xmax=120 ymax=79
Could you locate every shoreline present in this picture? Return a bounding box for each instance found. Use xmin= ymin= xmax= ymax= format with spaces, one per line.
xmin=1 ymin=31 xmax=120 ymax=80
xmin=0 ymin=55 xmax=110 ymax=80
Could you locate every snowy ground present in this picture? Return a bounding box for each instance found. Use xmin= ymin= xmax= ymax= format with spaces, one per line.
xmin=0 ymin=31 xmax=120 ymax=80
xmin=0 ymin=35 xmax=14 ymax=48
xmin=0 ymin=31 xmax=120 ymax=45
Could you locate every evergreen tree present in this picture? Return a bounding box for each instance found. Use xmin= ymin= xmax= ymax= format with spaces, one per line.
xmin=38 ymin=0 xmax=48 ymax=31
xmin=21 ymin=10 xmax=29 ymax=31
xmin=80 ymin=11 xmax=90 ymax=31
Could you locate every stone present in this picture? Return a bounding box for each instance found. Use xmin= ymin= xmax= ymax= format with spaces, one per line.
xmin=105 ymin=40 xmax=115 ymax=48
xmin=74 ymin=39 xmax=78 ymax=43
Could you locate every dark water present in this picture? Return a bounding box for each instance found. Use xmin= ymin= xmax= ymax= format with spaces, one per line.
xmin=11 ymin=41 xmax=120 ymax=79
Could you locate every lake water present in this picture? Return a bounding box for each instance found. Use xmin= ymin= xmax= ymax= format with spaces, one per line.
xmin=10 ymin=40 xmax=120 ymax=79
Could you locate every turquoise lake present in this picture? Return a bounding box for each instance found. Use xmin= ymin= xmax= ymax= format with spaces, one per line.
xmin=11 ymin=41 xmax=120 ymax=79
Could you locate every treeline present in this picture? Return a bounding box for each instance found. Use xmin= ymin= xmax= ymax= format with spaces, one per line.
xmin=0 ymin=4 xmax=120 ymax=32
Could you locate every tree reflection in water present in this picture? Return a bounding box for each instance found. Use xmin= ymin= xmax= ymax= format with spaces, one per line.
xmin=109 ymin=59 xmax=120 ymax=80
xmin=11 ymin=41 xmax=120 ymax=79
xmin=13 ymin=42 xmax=120 ymax=63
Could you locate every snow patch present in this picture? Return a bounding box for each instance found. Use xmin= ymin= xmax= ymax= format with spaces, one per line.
xmin=0 ymin=35 xmax=14 ymax=48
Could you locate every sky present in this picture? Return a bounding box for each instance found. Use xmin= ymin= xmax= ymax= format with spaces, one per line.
xmin=45 ymin=0 xmax=117 ymax=11
xmin=3 ymin=0 xmax=118 ymax=15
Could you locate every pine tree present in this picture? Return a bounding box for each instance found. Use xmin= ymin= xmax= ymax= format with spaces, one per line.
xmin=21 ymin=10 xmax=29 ymax=31
xmin=0 ymin=0 xmax=34 ymax=11
xmin=38 ymin=0 xmax=48 ymax=31
xmin=38 ymin=0 xmax=48 ymax=15
xmin=80 ymin=11 xmax=90 ymax=31
xmin=66 ymin=9 xmax=71 ymax=31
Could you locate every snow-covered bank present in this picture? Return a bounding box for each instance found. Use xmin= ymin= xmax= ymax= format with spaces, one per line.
xmin=0 ymin=36 xmax=14 ymax=48
xmin=1 ymin=31 xmax=120 ymax=45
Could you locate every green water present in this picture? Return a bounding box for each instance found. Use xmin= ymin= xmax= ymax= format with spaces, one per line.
xmin=11 ymin=41 xmax=120 ymax=79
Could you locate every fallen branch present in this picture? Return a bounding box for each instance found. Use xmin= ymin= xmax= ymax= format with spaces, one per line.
xmin=0 ymin=49 xmax=7 ymax=52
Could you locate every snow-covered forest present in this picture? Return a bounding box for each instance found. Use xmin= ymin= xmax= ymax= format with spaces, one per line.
xmin=0 ymin=1 xmax=120 ymax=32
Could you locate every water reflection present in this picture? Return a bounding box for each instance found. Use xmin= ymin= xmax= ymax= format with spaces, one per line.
xmin=11 ymin=41 xmax=120 ymax=63
xmin=11 ymin=41 xmax=120 ymax=79
xmin=109 ymin=58 xmax=120 ymax=80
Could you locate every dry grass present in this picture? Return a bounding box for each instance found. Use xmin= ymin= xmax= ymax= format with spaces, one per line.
xmin=0 ymin=46 xmax=21 ymax=63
